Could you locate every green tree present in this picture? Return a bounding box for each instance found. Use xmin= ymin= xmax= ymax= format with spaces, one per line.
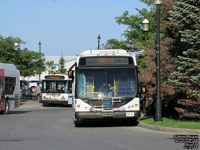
xmin=102 ymin=39 xmax=134 ymax=51
xmin=58 ymin=55 xmax=67 ymax=74
xmin=168 ymin=0 xmax=200 ymax=99
xmin=46 ymin=60 xmax=56 ymax=74
xmin=139 ymin=0 xmax=154 ymax=6
xmin=0 ymin=36 xmax=46 ymax=77
xmin=115 ymin=7 xmax=157 ymax=48
xmin=18 ymin=50 xmax=46 ymax=77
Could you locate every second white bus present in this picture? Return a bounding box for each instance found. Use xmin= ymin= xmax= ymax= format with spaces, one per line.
xmin=41 ymin=74 xmax=72 ymax=106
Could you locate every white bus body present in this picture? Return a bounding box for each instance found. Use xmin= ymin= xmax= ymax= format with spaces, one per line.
xmin=41 ymin=74 xmax=72 ymax=105
xmin=69 ymin=49 xmax=141 ymax=125
xmin=0 ymin=63 xmax=21 ymax=110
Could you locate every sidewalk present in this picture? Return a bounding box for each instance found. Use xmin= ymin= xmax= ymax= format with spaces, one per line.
xmin=17 ymin=100 xmax=42 ymax=110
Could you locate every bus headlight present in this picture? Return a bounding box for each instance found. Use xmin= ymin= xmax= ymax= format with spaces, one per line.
xmin=98 ymin=94 xmax=103 ymax=99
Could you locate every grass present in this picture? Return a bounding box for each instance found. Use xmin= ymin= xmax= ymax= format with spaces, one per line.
xmin=140 ymin=117 xmax=200 ymax=130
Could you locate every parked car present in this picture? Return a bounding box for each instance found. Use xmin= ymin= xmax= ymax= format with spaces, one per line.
xmin=28 ymin=80 xmax=39 ymax=93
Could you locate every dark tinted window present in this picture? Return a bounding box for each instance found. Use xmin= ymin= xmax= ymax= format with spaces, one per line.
xmin=5 ymin=77 xmax=16 ymax=95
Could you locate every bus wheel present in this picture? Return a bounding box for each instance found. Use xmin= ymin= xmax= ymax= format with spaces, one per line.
xmin=74 ymin=120 xmax=82 ymax=127
xmin=4 ymin=101 xmax=9 ymax=114
xmin=73 ymin=112 xmax=82 ymax=127
xmin=42 ymin=102 xmax=49 ymax=107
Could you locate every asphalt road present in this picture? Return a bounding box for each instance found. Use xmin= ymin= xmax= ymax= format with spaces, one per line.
xmin=0 ymin=102 xmax=184 ymax=150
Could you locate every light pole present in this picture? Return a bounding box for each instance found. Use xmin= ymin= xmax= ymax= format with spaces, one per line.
xmin=142 ymin=18 xmax=149 ymax=41
xmin=155 ymin=0 xmax=162 ymax=121
xmin=97 ymin=34 xmax=101 ymax=50
xmin=38 ymin=41 xmax=42 ymax=83
xmin=142 ymin=18 xmax=149 ymax=117
xmin=13 ymin=42 xmax=19 ymax=67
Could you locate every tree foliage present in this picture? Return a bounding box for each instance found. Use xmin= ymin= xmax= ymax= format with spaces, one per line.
xmin=168 ymin=0 xmax=200 ymax=100
xmin=102 ymin=39 xmax=134 ymax=51
xmin=115 ymin=8 xmax=156 ymax=48
xmin=139 ymin=0 xmax=154 ymax=6
xmin=58 ymin=55 xmax=67 ymax=74
xmin=0 ymin=35 xmax=46 ymax=77
xmin=46 ymin=60 xmax=56 ymax=75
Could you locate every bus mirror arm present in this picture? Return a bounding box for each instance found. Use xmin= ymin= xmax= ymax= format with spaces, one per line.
xmin=139 ymin=85 xmax=147 ymax=101
xmin=68 ymin=62 xmax=77 ymax=79
xmin=141 ymin=85 xmax=147 ymax=95
xmin=140 ymin=85 xmax=147 ymax=116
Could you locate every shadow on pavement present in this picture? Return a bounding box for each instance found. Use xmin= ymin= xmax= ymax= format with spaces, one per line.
xmin=76 ymin=119 xmax=139 ymax=128
xmin=42 ymin=103 xmax=72 ymax=108
xmin=8 ymin=110 xmax=32 ymax=114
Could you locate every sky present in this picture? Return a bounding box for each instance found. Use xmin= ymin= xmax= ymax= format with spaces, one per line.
xmin=0 ymin=0 xmax=148 ymax=56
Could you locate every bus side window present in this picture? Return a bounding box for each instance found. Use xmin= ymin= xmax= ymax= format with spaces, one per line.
xmin=5 ymin=77 xmax=16 ymax=95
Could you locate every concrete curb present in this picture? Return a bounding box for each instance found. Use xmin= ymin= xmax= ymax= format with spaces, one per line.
xmin=138 ymin=122 xmax=200 ymax=134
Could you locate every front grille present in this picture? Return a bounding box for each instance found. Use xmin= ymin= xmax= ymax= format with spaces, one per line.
xmin=85 ymin=98 xmax=132 ymax=108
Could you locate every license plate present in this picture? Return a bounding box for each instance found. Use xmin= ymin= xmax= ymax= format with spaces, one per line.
xmin=102 ymin=112 xmax=113 ymax=117
xmin=126 ymin=112 xmax=134 ymax=117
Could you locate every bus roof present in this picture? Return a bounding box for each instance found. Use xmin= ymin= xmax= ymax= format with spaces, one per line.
xmin=77 ymin=49 xmax=137 ymax=66
xmin=0 ymin=63 xmax=20 ymax=77
xmin=80 ymin=49 xmax=132 ymax=56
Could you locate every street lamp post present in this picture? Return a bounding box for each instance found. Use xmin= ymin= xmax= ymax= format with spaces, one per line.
xmin=142 ymin=18 xmax=149 ymax=41
xmin=155 ymin=0 xmax=162 ymax=121
xmin=142 ymin=18 xmax=149 ymax=117
xmin=13 ymin=42 xmax=19 ymax=67
xmin=38 ymin=41 xmax=42 ymax=83
xmin=97 ymin=34 xmax=101 ymax=50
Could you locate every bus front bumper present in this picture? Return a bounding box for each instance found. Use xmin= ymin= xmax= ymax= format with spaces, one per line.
xmin=75 ymin=111 xmax=140 ymax=120
xmin=41 ymin=100 xmax=69 ymax=105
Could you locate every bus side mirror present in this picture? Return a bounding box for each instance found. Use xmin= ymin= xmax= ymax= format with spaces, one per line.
xmin=68 ymin=71 xmax=74 ymax=79
xmin=141 ymin=85 xmax=146 ymax=94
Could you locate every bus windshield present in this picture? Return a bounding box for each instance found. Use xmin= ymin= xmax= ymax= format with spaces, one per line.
xmin=42 ymin=80 xmax=68 ymax=93
xmin=77 ymin=68 xmax=137 ymax=99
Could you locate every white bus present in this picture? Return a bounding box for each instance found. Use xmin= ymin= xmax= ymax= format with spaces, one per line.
xmin=41 ymin=74 xmax=72 ymax=106
xmin=0 ymin=63 xmax=21 ymax=111
xmin=68 ymin=49 xmax=143 ymax=126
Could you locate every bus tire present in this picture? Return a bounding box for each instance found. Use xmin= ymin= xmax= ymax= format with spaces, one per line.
xmin=73 ymin=111 xmax=81 ymax=127
xmin=74 ymin=120 xmax=82 ymax=127
xmin=42 ymin=102 xmax=49 ymax=107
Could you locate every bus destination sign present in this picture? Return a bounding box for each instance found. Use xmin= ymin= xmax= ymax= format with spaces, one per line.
xmin=45 ymin=75 xmax=65 ymax=80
